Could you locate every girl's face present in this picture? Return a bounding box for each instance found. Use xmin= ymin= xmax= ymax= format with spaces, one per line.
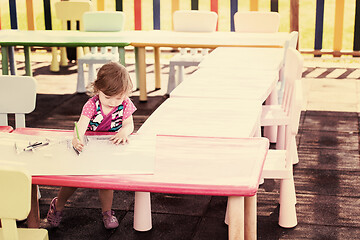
xmin=98 ymin=91 xmax=126 ymax=109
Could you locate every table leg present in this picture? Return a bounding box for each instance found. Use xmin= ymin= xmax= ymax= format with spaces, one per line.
xmin=135 ymin=47 xmax=147 ymax=101
xmin=228 ymin=196 xmax=244 ymax=240
xmin=119 ymin=47 xmax=126 ymax=66
xmin=254 ymin=120 xmax=261 ymax=137
xmin=1 ymin=46 xmax=9 ymax=75
xmin=24 ymin=46 xmax=33 ymax=76
xmin=59 ymin=47 xmax=68 ymax=67
xmin=133 ymin=192 xmax=152 ymax=231
xmin=154 ymin=47 xmax=161 ymax=89
xmin=50 ymin=47 xmax=60 ymax=72
xmin=134 ymin=47 xmax=140 ymax=90
xmin=244 ymin=195 xmax=257 ymax=240
xmin=8 ymin=46 xmax=17 ymax=75
xmin=27 ymin=184 xmax=40 ymax=228
xmin=264 ymin=90 xmax=278 ymax=143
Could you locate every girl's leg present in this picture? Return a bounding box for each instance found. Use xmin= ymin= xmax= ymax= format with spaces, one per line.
xmin=47 ymin=187 xmax=77 ymax=227
xmin=98 ymin=189 xmax=114 ymax=212
xmin=56 ymin=187 xmax=78 ymax=211
xmin=99 ymin=189 xmax=119 ymax=229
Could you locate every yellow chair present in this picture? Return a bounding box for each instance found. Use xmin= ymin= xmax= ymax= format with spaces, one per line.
xmin=0 ymin=166 xmax=48 ymax=240
xmin=50 ymin=0 xmax=94 ymax=72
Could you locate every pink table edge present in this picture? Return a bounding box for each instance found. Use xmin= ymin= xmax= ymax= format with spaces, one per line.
xmin=0 ymin=126 xmax=13 ymax=132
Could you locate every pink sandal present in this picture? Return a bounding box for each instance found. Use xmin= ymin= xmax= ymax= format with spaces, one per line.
xmin=102 ymin=210 xmax=119 ymax=229
xmin=46 ymin=197 xmax=63 ymax=227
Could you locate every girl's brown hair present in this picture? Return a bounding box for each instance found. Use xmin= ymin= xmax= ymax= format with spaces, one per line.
xmin=93 ymin=62 xmax=133 ymax=97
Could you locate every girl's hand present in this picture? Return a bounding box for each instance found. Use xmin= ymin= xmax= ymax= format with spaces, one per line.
xmin=72 ymin=136 xmax=84 ymax=152
xmin=110 ymin=131 xmax=129 ymax=145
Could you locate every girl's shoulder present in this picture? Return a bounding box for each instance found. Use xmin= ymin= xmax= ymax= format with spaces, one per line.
xmin=122 ymin=97 xmax=136 ymax=107
xmin=90 ymin=95 xmax=99 ymax=102
xmin=83 ymin=95 xmax=99 ymax=108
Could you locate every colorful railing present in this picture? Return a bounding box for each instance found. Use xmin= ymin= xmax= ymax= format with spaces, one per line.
xmin=0 ymin=0 xmax=360 ymax=57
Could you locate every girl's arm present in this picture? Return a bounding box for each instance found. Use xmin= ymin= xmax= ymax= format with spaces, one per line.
xmin=110 ymin=115 xmax=134 ymax=145
xmin=72 ymin=114 xmax=91 ymax=151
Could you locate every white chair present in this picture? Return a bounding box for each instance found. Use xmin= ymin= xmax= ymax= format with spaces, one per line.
xmin=261 ymin=48 xmax=303 ymax=227
xmin=233 ymin=11 xmax=280 ymax=102
xmin=50 ymin=0 xmax=94 ymax=72
xmin=224 ymin=48 xmax=303 ymax=228
xmin=234 ymin=11 xmax=282 ymax=143
xmin=0 ymin=75 xmax=42 ymax=201
xmin=0 ymin=76 xmax=37 ymax=128
xmin=0 ymin=166 xmax=48 ymax=240
xmin=290 ymin=79 xmax=303 ymax=165
xmin=166 ymin=10 xmax=218 ymax=94
xmin=261 ymin=48 xmax=303 ymax=151
xmin=76 ymin=11 xmax=126 ymax=93
xmin=226 ymin=48 xmax=302 ymax=227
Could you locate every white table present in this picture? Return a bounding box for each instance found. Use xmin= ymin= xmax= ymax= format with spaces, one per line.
xmin=138 ymin=98 xmax=262 ymax=138
xmin=0 ymin=30 xmax=130 ymax=76
xmin=123 ymin=30 xmax=295 ymax=101
xmin=8 ymin=128 xmax=268 ymax=240
xmin=137 ymin=97 xmax=264 ymax=239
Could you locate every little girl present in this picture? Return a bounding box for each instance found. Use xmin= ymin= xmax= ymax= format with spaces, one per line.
xmin=46 ymin=61 xmax=136 ymax=229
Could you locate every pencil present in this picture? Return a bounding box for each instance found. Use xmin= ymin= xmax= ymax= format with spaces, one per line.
xmin=74 ymin=121 xmax=80 ymax=140
xmin=73 ymin=121 xmax=81 ymax=155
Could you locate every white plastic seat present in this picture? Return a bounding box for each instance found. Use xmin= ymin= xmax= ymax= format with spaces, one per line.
xmin=0 ymin=166 xmax=48 ymax=240
xmin=50 ymin=0 xmax=94 ymax=72
xmin=76 ymin=11 xmax=126 ymax=93
xmin=167 ymin=10 xmax=218 ymax=94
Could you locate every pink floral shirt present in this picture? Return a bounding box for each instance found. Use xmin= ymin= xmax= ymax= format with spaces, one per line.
xmin=81 ymin=95 xmax=136 ymax=132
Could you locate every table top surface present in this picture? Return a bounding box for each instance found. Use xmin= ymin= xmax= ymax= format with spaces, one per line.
xmin=123 ymin=30 xmax=293 ymax=48
xmin=6 ymin=129 xmax=268 ymax=196
xmin=0 ymin=30 xmax=293 ymax=48
xmin=138 ymin=98 xmax=262 ymax=138
xmin=199 ymin=47 xmax=285 ymax=70
xmin=0 ymin=131 xmax=155 ymax=176
xmin=170 ymin=68 xmax=278 ymax=103
xmin=0 ymin=30 xmax=130 ymax=47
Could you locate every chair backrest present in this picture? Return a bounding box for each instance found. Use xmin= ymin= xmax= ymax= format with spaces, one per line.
xmin=281 ymin=48 xmax=303 ymax=157
xmin=234 ymin=11 xmax=280 ymax=33
xmin=288 ymin=31 xmax=299 ymax=49
xmin=0 ymin=166 xmax=31 ymax=239
xmin=282 ymin=48 xmax=304 ymax=114
xmin=292 ymin=79 xmax=303 ymax=135
xmin=0 ymin=76 xmax=37 ymax=128
xmin=173 ymin=10 xmax=218 ymax=32
xmin=83 ymin=11 xmax=125 ymax=32
xmin=55 ymin=1 xmax=94 ymax=31
xmin=83 ymin=11 xmax=126 ymax=56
